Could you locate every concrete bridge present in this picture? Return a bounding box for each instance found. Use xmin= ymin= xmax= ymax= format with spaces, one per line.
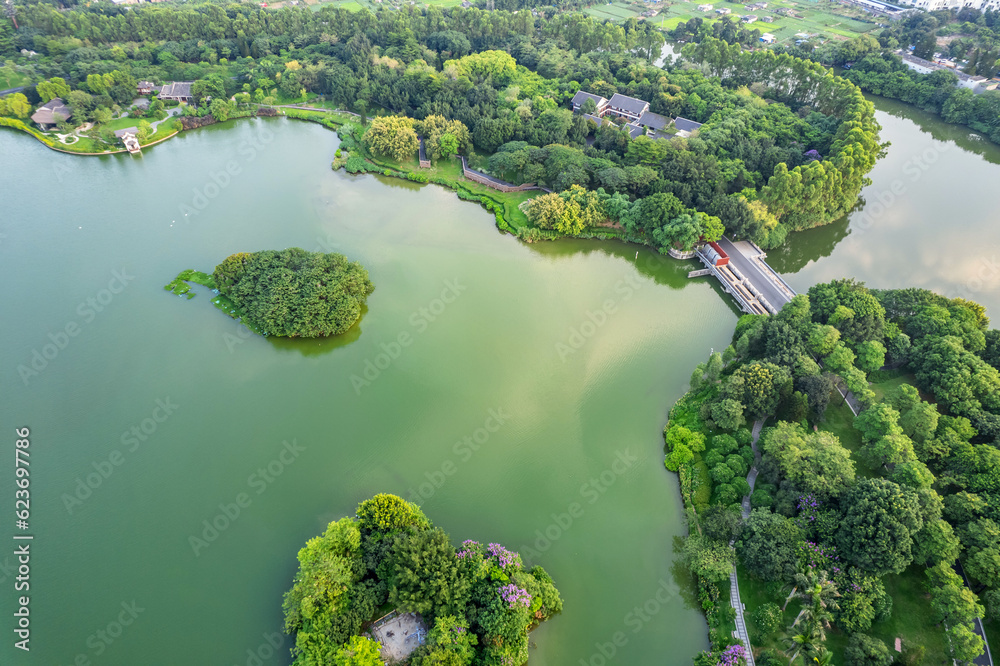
xmin=690 ymin=237 xmax=796 ymax=315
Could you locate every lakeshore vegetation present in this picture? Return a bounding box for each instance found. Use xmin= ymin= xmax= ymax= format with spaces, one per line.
xmin=666 ymin=279 xmax=1000 ymax=665
xmin=282 ymin=493 xmax=562 ymax=666
xmin=2 ymin=3 xmax=882 ymax=249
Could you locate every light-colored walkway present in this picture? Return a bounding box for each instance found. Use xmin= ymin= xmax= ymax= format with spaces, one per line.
xmin=729 ymin=419 xmax=766 ymax=663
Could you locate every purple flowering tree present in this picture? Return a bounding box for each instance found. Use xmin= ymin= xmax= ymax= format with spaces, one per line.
xmin=716 ymin=643 xmax=746 ymax=666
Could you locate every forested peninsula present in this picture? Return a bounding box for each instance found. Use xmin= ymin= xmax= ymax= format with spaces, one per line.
xmin=2 ymin=3 xmax=883 ymax=251
xmin=667 ymin=280 xmax=1000 ymax=665
xmin=282 ymin=493 xmax=562 ymax=666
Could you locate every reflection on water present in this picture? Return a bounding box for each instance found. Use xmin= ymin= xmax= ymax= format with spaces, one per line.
xmin=776 ymin=94 xmax=1000 ymax=316
xmin=265 ymin=304 xmax=367 ymax=357
xmin=866 ymin=94 xmax=1000 ymax=164
xmin=767 ymin=212 xmax=852 ymax=275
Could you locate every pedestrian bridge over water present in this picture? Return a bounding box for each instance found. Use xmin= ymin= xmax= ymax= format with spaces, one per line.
xmin=689 ymin=237 xmax=796 ymax=315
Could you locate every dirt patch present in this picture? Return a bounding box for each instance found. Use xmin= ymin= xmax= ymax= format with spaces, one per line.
xmin=371 ymin=612 xmax=427 ymax=663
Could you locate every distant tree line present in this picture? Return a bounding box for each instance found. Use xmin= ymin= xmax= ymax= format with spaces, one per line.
xmin=4 ymin=5 xmax=880 ymax=248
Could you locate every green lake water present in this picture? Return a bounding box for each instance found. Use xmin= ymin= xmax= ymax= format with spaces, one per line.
xmin=773 ymin=95 xmax=1000 ymax=318
xmin=1 ymin=93 xmax=998 ymax=665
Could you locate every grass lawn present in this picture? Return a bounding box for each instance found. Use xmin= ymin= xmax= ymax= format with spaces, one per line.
xmin=101 ymin=116 xmax=147 ymax=132
xmin=986 ymin=621 xmax=999 ymax=660
xmin=737 ymin=565 xmax=791 ymax=655
xmin=866 ymin=566 xmax=949 ymax=664
xmin=739 ymin=563 xmax=949 ymax=664
xmin=365 ymin=151 xmax=541 ymax=229
xmin=817 ymin=390 xmax=884 ymax=478
xmin=144 ymin=117 xmax=181 ymax=144
xmin=1 ymin=69 xmax=32 ymax=90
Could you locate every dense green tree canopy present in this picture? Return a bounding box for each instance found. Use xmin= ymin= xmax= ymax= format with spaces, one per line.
xmin=837 ymin=479 xmax=923 ymax=576
xmin=213 ymin=248 xmax=374 ymax=338
xmin=283 ymin=495 xmax=561 ymax=666
xmin=736 ymin=508 xmax=802 ymax=581
xmin=761 ymin=422 xmax=855 ymax=499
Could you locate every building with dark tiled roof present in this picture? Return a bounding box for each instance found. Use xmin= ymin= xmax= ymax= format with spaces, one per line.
xmin=625 ymin=124 xmax=646 ymax=139
xmin=571 ymin=91 xmax=609 ymax=114
xmin=137 ymin=81 xmax=155 ymax=95
xmin=636 ymin=110 xmax=670 ymax=132
xmin=31 ymin=98 xmax=72 ymax=130
xmin=673 ymin=117 xmax=703 ymax=137
xmin=158 ymin=81 xmax=194 ymax=103
xmin=606 ymin=93 xmax=650 ymax=121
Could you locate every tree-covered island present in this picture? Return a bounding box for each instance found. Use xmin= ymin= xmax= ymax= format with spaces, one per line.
xmin=165 ymin=248 xmax=374 ymax=337
xmin=282 ymin=493 xmax=562 ymax=666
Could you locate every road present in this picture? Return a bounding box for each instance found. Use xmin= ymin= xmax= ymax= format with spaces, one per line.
xmin=0 ymin=86 xmax=25 ymax=96
xmin=716 ymin=237 xmax=793 ymax=313
xmin=954 ymin=560 xmax=994 ymax=666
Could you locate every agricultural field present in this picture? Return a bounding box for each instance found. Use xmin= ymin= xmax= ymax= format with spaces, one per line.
xmin=585 ymin=1 xmax=648 ymax=21
xmin=306 ymin=0 xmax=465 ymax=10
xmin=290 ymin=0 xmax=883 ymax=42
xmin=586 ymin=0 xmax=880 ymax=44
xmin=657 ymin=0 xmax=881 ymax=42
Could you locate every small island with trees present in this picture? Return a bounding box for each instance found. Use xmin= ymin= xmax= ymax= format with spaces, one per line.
xmin=165 ymin=248 xmax=374 ymax=338
xmin=281 ymin=493 xmax=562 ymax=666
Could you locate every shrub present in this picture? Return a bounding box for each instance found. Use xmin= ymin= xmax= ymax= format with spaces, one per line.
xmin=713 ymin=483 xmax=738 ymax=505
xmin=345 ymin=155 xmax=368 ymax=173
xmin=732 ymin=477 xmax=751 ymax=497
xmin=726 ymin=454 xmax=748 ymax=477
xmin=750 ymin=488 xmax=773 ymax=508
xmin=712 ymin=434 xmax=738 ymax=454
xmin=845 ymin=633 xmax=893 ymax=666
xmin=710 ymin=463 xmax=735 ymax=484
xmin=705 ymin=450 xmax=725 ymax=467
xmin=752 ymin=602 xmax=782 ymax=636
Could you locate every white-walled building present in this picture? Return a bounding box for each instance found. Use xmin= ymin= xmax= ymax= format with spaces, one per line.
xmin=895 ymin=0 xmax=1000 ymax=11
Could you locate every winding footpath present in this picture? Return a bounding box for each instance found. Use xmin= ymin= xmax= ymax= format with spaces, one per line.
xmin=729 ymin=419 xmax=765 ymax=664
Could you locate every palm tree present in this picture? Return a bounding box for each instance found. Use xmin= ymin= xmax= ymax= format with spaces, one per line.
xmin=810 ymin=647 xmax=834 ymax=665
xmin=782 ymin=629 xmax=815 ymax=664
xmin=782 ymin=571 xmax=840 ymax=664
xmin=786 ymin=570 xmax=840 ymax=625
